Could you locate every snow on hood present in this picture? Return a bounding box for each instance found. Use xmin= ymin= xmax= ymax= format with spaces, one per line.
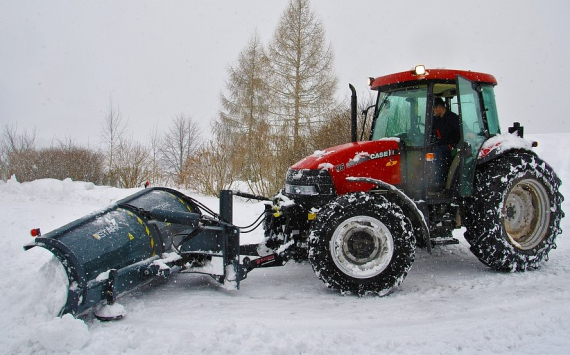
xmin=311 ymin=149 xmax=335 ymax=159
xmin=349 ymin=151 xmax=370 ymax=164
xmin=318 ymin=162 xmax=334 ymax=171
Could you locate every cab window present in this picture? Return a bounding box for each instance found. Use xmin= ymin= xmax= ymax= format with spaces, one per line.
xmin=481 ymin=85 xmax=500 ymax=135
xmin=371 ymin=85 xmax=428 ymax=147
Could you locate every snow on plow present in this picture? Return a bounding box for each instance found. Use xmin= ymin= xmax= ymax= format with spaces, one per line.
xmin=24 ymin=187 xmax=248 ymax=320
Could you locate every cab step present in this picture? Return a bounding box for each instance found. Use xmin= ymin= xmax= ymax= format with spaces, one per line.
xmin=431 ymin=237 xmax=460 ymax=247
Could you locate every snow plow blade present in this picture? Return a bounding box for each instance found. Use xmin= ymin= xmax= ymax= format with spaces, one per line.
xmin=24 ymin=187 xmax=242 ymax=318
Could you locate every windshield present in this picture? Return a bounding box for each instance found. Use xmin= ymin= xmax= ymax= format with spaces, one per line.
xmin=371 ymin=86 xmax=428 ymax=146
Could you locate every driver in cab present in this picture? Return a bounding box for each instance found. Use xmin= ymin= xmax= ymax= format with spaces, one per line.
xmin=430 ymin=97 xmax=460 ymax=191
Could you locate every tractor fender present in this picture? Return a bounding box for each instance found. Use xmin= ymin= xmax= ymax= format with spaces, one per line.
xmin=477 ymin=133 xmax=537 ymax=164
xmin=346 ymin=177 xmax=431 ymax=253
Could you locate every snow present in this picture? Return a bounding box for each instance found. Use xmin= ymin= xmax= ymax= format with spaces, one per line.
xmin=478 ymin=132 xmax=535 ymax=159
xmin=311 ymin=150 xmax=335 ymax=159
xmin=317 ymin=162 xmax=334 ymax=171
xmin=345 ymin=151 xmax=370 ymax=169
xmin=1 ymin=133 xmax=569 ymax=354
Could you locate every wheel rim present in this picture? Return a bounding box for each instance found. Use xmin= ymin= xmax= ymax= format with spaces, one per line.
xmin=329 ymin=216 xmax=394 ymax=279
xmin=502 ymin=178 xmax=550 ymax=250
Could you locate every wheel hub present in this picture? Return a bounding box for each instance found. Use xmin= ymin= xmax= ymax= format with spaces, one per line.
xmin=505 ymin=205 xmax=516 ymax=219
xmin=345 ymin=231 xmax=381 ymax=264
xmin=503 ymin=178 xmax=550 ymax=250
xmin=330 ymin=216 xmax=394 ymax=279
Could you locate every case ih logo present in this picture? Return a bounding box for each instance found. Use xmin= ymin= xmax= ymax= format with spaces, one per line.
xmin=346 ymin=149 xmax=398 ymax=168
xmin=370 ymin=150 xmax=397 ymax=160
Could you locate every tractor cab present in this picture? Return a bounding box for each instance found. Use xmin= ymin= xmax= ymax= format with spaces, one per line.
xmin=367 ymin=65 xmax=500 ymax=200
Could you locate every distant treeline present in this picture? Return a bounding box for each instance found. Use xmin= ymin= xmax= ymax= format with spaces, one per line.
xmin=0 ymin=0 xmax=372 ymax=196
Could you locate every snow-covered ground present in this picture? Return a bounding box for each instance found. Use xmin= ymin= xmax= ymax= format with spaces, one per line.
xmin=1 ymin=133 xmax=568 ymax=355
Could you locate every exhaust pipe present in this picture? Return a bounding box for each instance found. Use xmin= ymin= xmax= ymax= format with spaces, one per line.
xmin=350 ymin=84 xmax=357 ymax=143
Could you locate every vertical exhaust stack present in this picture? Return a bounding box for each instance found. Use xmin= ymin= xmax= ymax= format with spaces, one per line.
xmin=350 ymin=84 xmax=357 ymax=143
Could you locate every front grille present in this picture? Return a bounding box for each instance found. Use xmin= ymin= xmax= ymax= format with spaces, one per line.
xmin=284 ymin=169 xmax=336 ymax=208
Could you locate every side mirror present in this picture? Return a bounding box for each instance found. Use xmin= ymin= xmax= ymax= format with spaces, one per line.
xmin=508 ymin=122 xmax=525 ymax=138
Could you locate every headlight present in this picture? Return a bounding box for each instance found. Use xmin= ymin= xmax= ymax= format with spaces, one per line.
xmin=413 ymin=64 xmax=426 ymax=75
xmin=285 ymin=184 xmax=318 ymax=196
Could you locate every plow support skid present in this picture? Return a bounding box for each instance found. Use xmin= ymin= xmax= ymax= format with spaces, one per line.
xmin=24 ymin=187 xmax=242 ymax=317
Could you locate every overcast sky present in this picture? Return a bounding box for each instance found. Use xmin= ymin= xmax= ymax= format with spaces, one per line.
xmin=1 ymin=0 xmax=569 ymax=148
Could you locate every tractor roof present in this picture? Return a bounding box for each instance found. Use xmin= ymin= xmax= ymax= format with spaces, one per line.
xmin=369 ymin=66 xmax=497 ymax=90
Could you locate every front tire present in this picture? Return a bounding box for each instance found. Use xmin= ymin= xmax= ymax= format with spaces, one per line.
xmin=309 ymin=193 xmax=415 ymax=295
xmin=464 ymin=151 xmax=564 ymax=271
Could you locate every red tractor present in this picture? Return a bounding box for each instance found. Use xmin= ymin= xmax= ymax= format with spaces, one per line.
xmin=25 ymin=66 xmax=565 ymax=318
xmin=262 ymin=65 xmax=564 ymax=295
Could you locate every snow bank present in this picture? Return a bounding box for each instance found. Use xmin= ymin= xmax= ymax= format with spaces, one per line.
xmin=35 ymin=314 xmax=91 ymax=352
xmin=0 ymin=178 xmax=133 ymax=354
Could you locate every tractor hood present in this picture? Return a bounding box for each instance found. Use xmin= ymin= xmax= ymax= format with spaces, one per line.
xmin=289 ymin=139 xmax=402 ymax=196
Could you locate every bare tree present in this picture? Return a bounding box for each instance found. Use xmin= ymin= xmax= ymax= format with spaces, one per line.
xmin=49 ymin=138 xmax=105 ymax=183
xmin=2 ymin=124 xmax=36 ymax=153
xmin=100 ymin=97 xmax=127 ymax=186
xmin=1 ymin=124 xmax=36 ymax=181
xmin=310 ymin=92 xmax=376 ymax=151
xmin=147 ymin=122 xmax=163 ymax=186
xmin=268 ymin=0 xmax=339 ymax=162
xmin=309 ymin=106 xmax=350 ymax=151
xmin=1 ymin=128 xmax=104 ymax=183
xmin=189 ymin=135 xmax=235 ymax=196
xmin=0 ymin=145 xmax=5 ymax=180
xmin=160 ymin=114 xmax=201 ymax=188
xmin=115 ymin=138 xmax=150 ymax=188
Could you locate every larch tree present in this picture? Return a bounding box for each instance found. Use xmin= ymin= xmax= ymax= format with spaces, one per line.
xmin=267 ymin=0 xmax=338 ymax=163
xmin=217 ymin=32 xmax=275 ymax=196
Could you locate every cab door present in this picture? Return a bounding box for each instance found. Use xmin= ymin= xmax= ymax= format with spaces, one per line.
xmin=456 ymin=76 xmax=487 ymax=196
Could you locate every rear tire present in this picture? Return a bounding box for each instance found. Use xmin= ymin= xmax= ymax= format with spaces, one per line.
xmin=309 ymin=192 xmax=415 ymax=295
xmin=464 ymin=151 xmax=564 ymax=271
